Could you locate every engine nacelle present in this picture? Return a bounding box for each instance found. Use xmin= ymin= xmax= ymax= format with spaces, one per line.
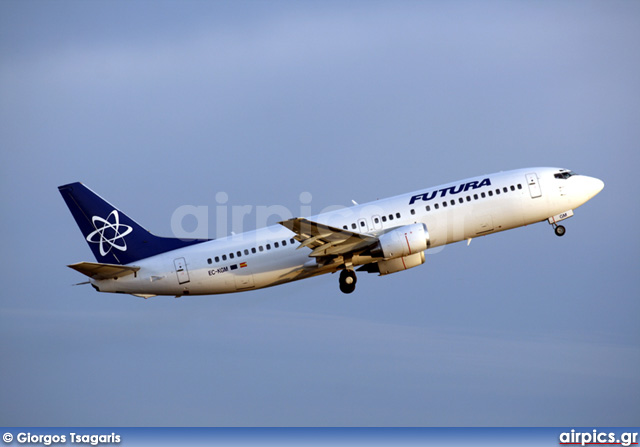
xmin=371 ymin=223 xmax=429 ymax=260
xmin=378 ymin=251 xmax=425 ymax=275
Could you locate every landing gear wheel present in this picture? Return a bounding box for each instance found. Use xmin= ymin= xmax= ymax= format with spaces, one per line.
xmin=339 ymin=269 xmax=357 ymax=294
xmin=554 ymin=225 xmax=566 ymax=237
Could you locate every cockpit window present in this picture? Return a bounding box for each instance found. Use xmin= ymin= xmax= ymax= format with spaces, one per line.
xmin=554 ymin=170 xmax=577 ymax=180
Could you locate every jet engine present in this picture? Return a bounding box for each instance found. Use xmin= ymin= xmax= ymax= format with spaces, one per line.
xmin=377 ymin=251 xmax=425 ymax=275
xmin=371 ymin=223 xmax=429 ymax=260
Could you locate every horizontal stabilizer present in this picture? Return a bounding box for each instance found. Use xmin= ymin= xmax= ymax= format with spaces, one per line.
xmin=68 ymin=262 xmax=140 ymax=280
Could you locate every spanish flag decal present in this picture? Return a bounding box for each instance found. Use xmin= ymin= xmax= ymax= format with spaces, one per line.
xmin=239 ymin=262 xmax=248 ymax=268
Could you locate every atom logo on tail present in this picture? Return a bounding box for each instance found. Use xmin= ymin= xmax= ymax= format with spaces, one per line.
xmin=86 ymin=210 xmax=133 ymax=256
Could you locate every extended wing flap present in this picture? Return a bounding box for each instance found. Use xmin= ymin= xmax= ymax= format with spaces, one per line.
xmin=68 ymin=262 xmax=140 ymax=280
xmin=279 ymin=218 xmax=378 ymax=258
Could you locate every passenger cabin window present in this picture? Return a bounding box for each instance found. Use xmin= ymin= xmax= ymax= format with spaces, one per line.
xmin=282 ymin=240 xmax=287 ymax=246
xmin=266 ymin=244 xmax=271 ymax=250
xmin=410 ymin=209 xmax=415 ymax=215
xmin=251 ymin=248 xmax=256 ymax=254
xmin=207 ymin=258 xmax=212 ymax=264
xmin=222 ymin=254 xmax=227 ymax=261
xmin=517 ymin=184 xmax=522 ymax=189
xmin=244 ymin=249 xmax=249 ymax=255
xmin=351 ymin=223 xmax=357 ymax=229
xmin=215 ymin=256 xmax=220 ymax=262
xmin=237 ymin=251 xmax=241 ymax=257
xmin=290 ymin=238 xmax=295 ymax=244
xmin=274 ymin=242 xmax=279 ymax=248
xmin=343 ymin=225 xmax=348 ymax=230
xmin=389 ymin=214 xmax=394 ymax=220
xmin=374 ymin=217 xmax=380 ymax=223
xmin=435 ymin=203 xmax=439 ymax=209
xmin=229 ymin=253 xmax=234 ymax=259
xmin=426 ymin=205 xmax=431 ymax=211
xmin=503 ymin=187 xmax=508 ymax=193
xmin=396 ymin=212 xmax=401 ymax=218
xmin=510 ymin=185 xmax=515 ymax=191
xmin=360 ymin=221 xmax=365 ymax=227
xmin=382 ymin=216 xmax=387 ymax=222
xmin=259 ymin=246 xmax=264 ymax=252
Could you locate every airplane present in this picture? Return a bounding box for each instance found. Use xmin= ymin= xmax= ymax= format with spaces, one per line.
xmin=59 ymin=167 xmax=604 ymax=297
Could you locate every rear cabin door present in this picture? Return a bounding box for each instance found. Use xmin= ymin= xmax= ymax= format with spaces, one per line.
xmin=526 ymin=173 xmax=542 ymax=198
xmin=174 ymin=257 xmax=190 ymax=284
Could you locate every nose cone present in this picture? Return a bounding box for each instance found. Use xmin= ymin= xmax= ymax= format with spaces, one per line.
xmin=585 ymin=176 xmax=605 ymax=200
xmin=561 ymin=174 xmax=604 ymax=209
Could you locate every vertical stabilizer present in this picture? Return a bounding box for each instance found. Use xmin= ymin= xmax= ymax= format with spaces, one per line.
xmin=59 ymin=182 xmax=206 ymax=264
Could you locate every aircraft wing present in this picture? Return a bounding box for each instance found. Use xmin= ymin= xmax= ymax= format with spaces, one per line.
xmin=279 ymin=217 xmax=378 ymax=257
xmin=68 ymin=262 xmax=140 ymax=280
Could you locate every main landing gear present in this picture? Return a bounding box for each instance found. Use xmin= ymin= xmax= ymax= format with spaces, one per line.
xmin=339 ymin=269 xmax=357 ymax=294
xmin=553 ymin=224 xmax=566 ymax=237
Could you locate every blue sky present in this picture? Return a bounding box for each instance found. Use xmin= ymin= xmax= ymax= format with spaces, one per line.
xmin=1 ymin=0 xmax=638 ymax=426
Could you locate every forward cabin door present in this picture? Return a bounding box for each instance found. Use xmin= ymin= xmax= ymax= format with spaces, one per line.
xmin=526 ymin=173 xmax=542 ymax=198
xmin=174 ymin=257 xmax=190 ymax=284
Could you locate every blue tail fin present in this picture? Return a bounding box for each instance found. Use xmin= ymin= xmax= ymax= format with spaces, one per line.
xmin=59 ymin=182 xmax=206 ymax=265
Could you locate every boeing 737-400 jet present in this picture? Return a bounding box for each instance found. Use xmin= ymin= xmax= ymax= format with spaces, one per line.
xmin=59 ymin=167 xmax=603 ymax=297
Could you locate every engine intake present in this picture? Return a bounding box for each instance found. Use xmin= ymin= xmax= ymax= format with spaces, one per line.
xmin=371 ymin=223 xmax=429 ymax=260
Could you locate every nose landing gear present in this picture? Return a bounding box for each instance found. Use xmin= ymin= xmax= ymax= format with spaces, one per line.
xmin=554 ymin=224 xmax=566 ymax=237
xmin=548 ymin=210 xmax=573 ymax=237
xmin=339 ymin=269 xmax=357 ymax=294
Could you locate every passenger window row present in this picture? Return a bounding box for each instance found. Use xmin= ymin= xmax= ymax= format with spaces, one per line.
xmin=424 ymin=184 xmax=522 ymax=212
xmin=239 ymin=184 xmax=523 ymax=249
xmin=336 ymin=183 xmax=523 ymax=229
xmin=207 ymin=238 xmax=296 ymax=264
xmin=342 ymin=212 xmax=402 ymax=231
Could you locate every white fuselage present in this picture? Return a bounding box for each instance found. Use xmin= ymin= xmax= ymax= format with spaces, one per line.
xmin=92 ymin=167 xmax=604 ymax=297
